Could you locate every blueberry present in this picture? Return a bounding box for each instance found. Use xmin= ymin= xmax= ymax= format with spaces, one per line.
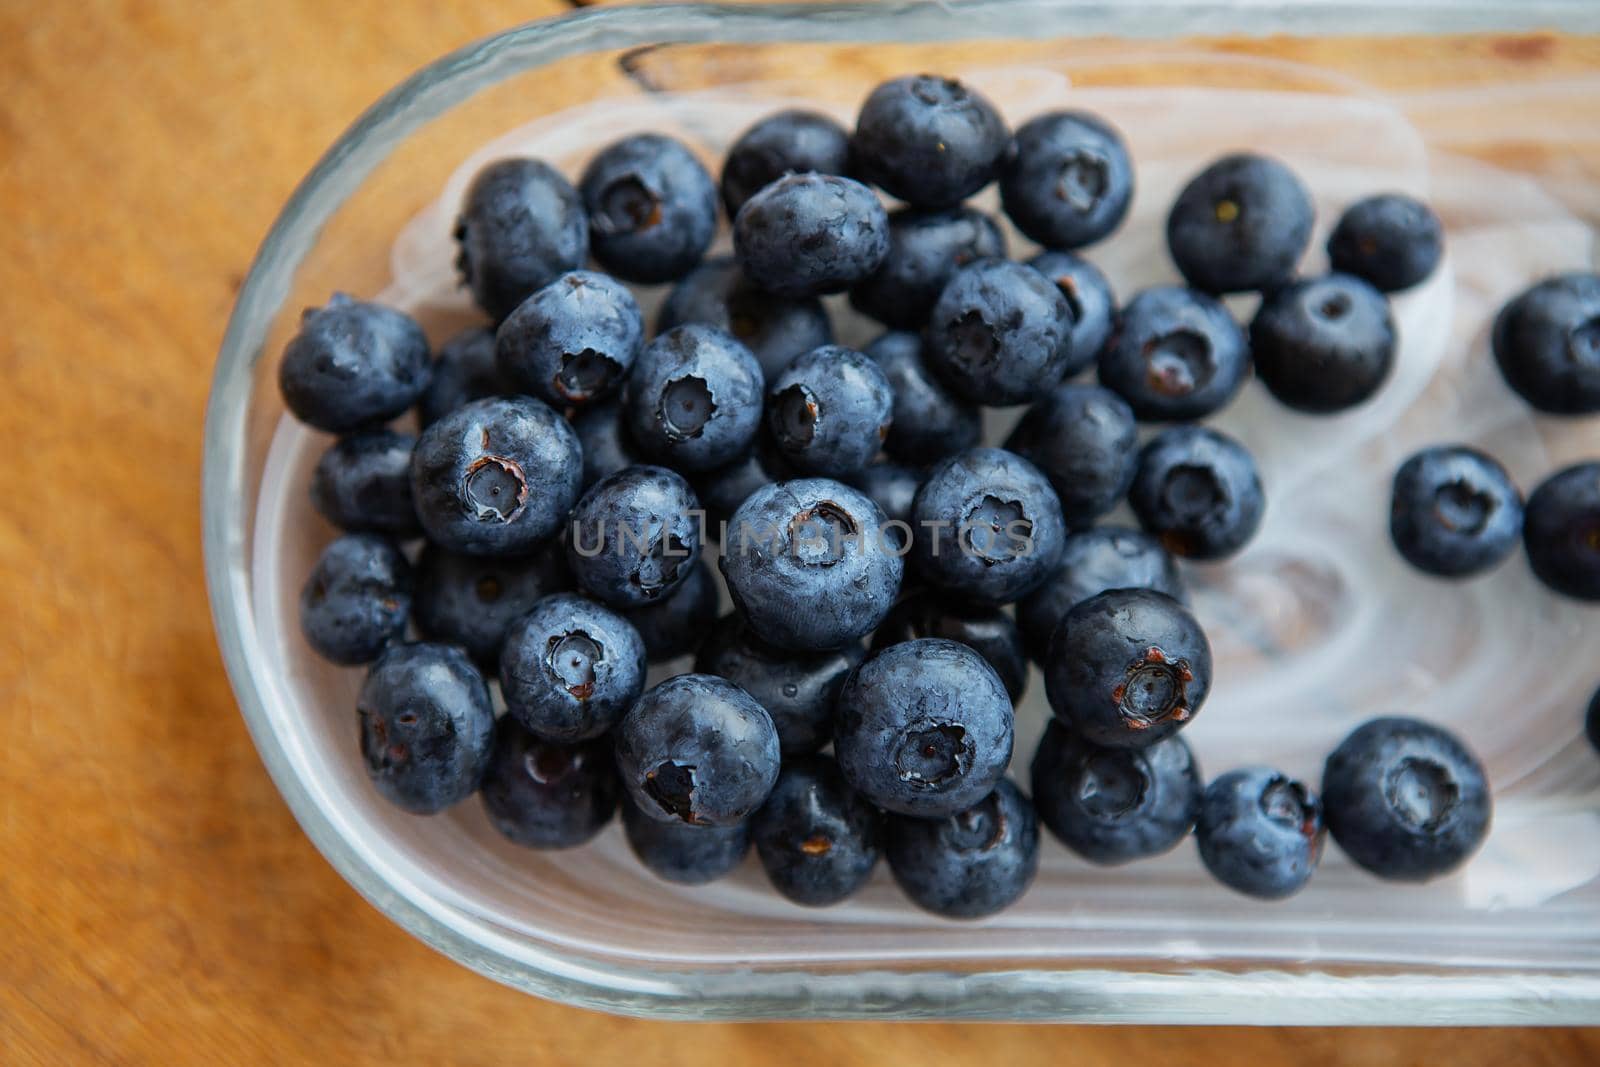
xmin=1017 ymin=526 xmax=1185 ymax=664
xmin=1389 ymin=445 xmax=1523 ymax=578
xmin=1027 ymin=250 xmax=1117 ymax=374
xmin=412 ymin=539 xmax=572 ymax=668
xmin=411 ymin=396 xmax=582 ymax=557
xmin=1129 ymin=425 xmax=1265 ymax=561
xmin=1166 ymin=153 xmax=1314 ymax=294
xmin=299 ymin=533 xmax=412 ymax=665
xmin=566 ymin=464 xmax=700 ymax=609
xmin=1000 ymin=110 xmax=1133 ymax=250
xmin=420 ymin=327 xmax=508 ymax=428
xmin=618 ymin=558 xmax=715 ymax=664
xmin=1251 ymin=273 xmax=1396 ymax=413
xmin=849 ymin=461 xmax=923 ymax=550
xmin=1523 ymin=462 xmax=1600 ymax=600
xmin=495 ymin=270 xmax=643 ymax=409
xmin=924 ymin=260 xmax=1075 ymax=406
xmin=657 ymin=256 xmax=833 ymax=384
xmin=721 ymin=108 xmax=853 ymax=218
xmin=885 ymin=778 xmax=1039 ymax=919
xmin=580 ymin=134 xmax=717 ymax=285
xmin=695 ymin=613 xmax=862 ymax=757
xmin=871 ymin=589 xmax=1028 ymax=703
xmin=569 ymin=397 xmax=645 ymax=491
xmin=910 ymin=447 xmax=1066 ymax=606
xmin=721 ymin=478 xmax=903 ymax=651
xmin=752 ymin=754 xmax=882 ymax=907
xmin=1196 ymin=767 xmax=1324 ymax=900
xmin=693 ymin=444 xmax=792 ymax=532
xmin=278 ymin=294 xmax=431 ymax=433
xmin=765 ymin=345 xmax=894 ymax=478
xmin=1492 ymin=272 xmax=1600 ymax=414
xmin=851 ymin=74 xmax=1009 ymax=210
xmin=356 ymin=642 xmax=495 ymax=814
xmin=621 ymin=793 xmax=752 ymax=884
xmin=310 ymin=430 xmax=420 ymax=537
xmin=733 ymin=173 xmax=890 ymax=298
xmin=499 ymin=592 xmax=647 ymax=742
xmin=863 ymin=331 xmax=980 ymax=463
xmin=624 ymin=324 xmax=765 ymax=472
xmin=1005 ymin=384 xmax=1138 ymax=530
xmin=1031 ymin=720 xmax=1201 ymax=865
xmin=454 ymin=158 xmax=588 ymax=322
xmin=614 ymin=673 xmax=781 ymax=827
xmin=480 ymin=717 xmax=618 ymax=849
xmin=1045 ymin=588 xmax=1211 ymax=749
xmin=1322 ymin=717 xmax=1491 ymax=882
xmin=835 ymin=638 xmax=1013 ymax=819
xmin=1327 ymin=193 xmax=1444 ymax=293
xmin=849 ymin=207 xmax=1007 ymax=330
xmin=1097 ymin=286 xmax=1250 ymax=421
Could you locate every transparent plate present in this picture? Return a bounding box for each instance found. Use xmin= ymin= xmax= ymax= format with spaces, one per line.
xmin=204 ymin=1 xmax=1600 ymax=1022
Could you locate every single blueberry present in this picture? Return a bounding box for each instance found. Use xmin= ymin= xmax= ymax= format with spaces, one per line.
xmin=885 ymin=778 xmax=1039 ymax=919
xmin=454 ymin=158 xmax=588 ymax=322
xmin=499 ymin=592 xmax=647 ymax=742
xmin=924 ymin=260 xmax=1076 ymax=407
xmin=356 ymin=642 xmax=495 ymax=814
xmin=1005 ymin=384 xmax=1138 ymax=530
xmin=1000 ymin=110 xmax=1134 ymax=250
xmin=624 ymin=557 xmax=719 ymax=663
xmin=566 ymin=464 xmax=701 ymax=609
xmin=721 ymin=108 xmax=853 ymax=218
xmin=1390 ymin=445 xmax=1523 ymax=578
xmin=1016 ymin=526 xmax=1185 ymax=664
xmin=1523 ymin=462 xmax=1600 ymax=601
xmin=1327 ymin=193 xmax=1444 ymax=293
xmin=569 ymin=397 xmax=646 ymax=492
xmin=1251 ymin=273 xmax=1397 ymax=413
xmin=1129 ymin=425 xmax=1265 ymax=561
xmin=849 ymin=207 xmax=1007 ymax=330
xmin=624 ymin=324 xmax=765 ymax=472
xmin=580 ymin=134 xmax=718 ymax=285
xmin=850 ymin=74 xmax=1009 ymax=209
xmin=1045 ymin=588 xmax=1212 ymax=749
xmin=419 ymin=327 xmax=509 ymax=429
xmin=1492 ymin=272 xmax=1600 ymax=415
xmin=765 ymin=345 xmax=894 ymax=479
xmin=278 ymin=294 xmax=430 ymax=433
xmin=412 ymin=539 xmax=572 ymax=669
xmin=834 ymin=638 xmax=1014 ymax=819
xmin=480 ymin=717 xmax=618 ymax=849
xmin=299 ymin=533 xmax=412 ymax=665
xmin=1097 ymin=285 xmax=1250 ymax=422
xmin=753 ymin=754 xmax=883 ymax=907
xmin=621 ymin=793 xmax=752 ymax=884
xmin=495 ymin=270 xmax=643 ymax=410
xmin=1027 ymin=250 xmax=1117 ymax=375
xmin=1197 ymin=767 xmax=1324 ymax=900
xmin=657 ymin=256 xmax=833 ymax=384
xmin=863 ymin=331 xmax=980 ymax=464
xmin=310 ymin=430 xmax=421 ymax=537
xmin=734 ymin=173 xmax=890 ymax=298
xmin=871 ymin=589 xmax=1028 ymax=703
xmin=1166 ymin=152 xmax=1314 ymax=294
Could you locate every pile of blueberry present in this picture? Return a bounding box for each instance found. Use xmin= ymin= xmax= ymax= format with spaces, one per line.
xmin=281 ymin=73 xmax=1600 ymax=917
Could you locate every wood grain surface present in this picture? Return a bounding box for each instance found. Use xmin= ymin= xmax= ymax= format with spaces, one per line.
xmin=2 ymin=2 xmax=1597 ymax=1062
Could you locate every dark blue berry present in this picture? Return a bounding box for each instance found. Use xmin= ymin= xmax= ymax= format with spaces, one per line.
xmin=885 ymin=778 xmax=1038 ymax=919
xmin=864 ymin=331 xmax=980 ymax=464
xmin=1166 ymin=153 xmax=1313 ymax=294
xmin=410 ymin=395 xmax=582 ymax=557
xmin=657 ymin=256 xmax=833 ymax=383
xmin=721 ymin=108 xmax=853 ymax=218
xmin=1097 ymin=286 xmax=1249 ymax=421
xmin=480 ymin=717 xmax=618 ymax=849
xmin=910 ymin=447 xmax=1066 ymax=606
xmin=733 ymin=173 xmax=890 ymax=298
xmin=614 ymin=673 xmax=781 ymax=827
xmin=1524 ymin=462 xmax=1600 ymax=601
xmin=1005 ymin=384 xmax=1137 ymax=529
xmin=1390 ymin=445 xmax=1523 ymax=578
xmin=721 ymin=478 xmax=903 ymax=651
xmin=454 ymin=159 xmax=588 ymax=322
xmin=1492 ymin=272 xmax=1600 ymax=414
xmin=1327 ymin=193 xmax=1443 ymax=293
xmin=834 ymin=638 xmax=1013 ymax=819
xmin=1251 ymin=273 xmax=1396 ymax=413
xmin=495 ymin=270 xmax=643 ymax=409
xmin=500 ymin=592 xmax=647 ymax=742
xmin=420 ymin=327 xmax=508 ymax=428
xmin=624 ymin=558 xmax=719 ymax=663
xmin=621 ymin=794 xmax=751 ymax=884
xmin=1045 ymin=588 xmax=1211 ymax=750
xmin=753 ymin=755 xmax=882 ymax=907
xmin=849 ymin=207 xmax=1007 ymax=330
xmin=1129 ymin=425 xmax=1265 ymax=561
xmin=357 ymin=642 xmax=495 ymax=814
xmin=925 ymin=260 xmax=1075 ymax=406
xmin=1197 ymin=767 xmax=1324 ymax=900
xmin=299 ymin=533 xmax=411 ymax=665
xmin=871 ymin=589 xmax=1028 ymax=703
xmin=278 ymin=294 xmax=430 ymax=433
xmin=850 ymin=74 xmax=1008 ymax=210
xmin=566 ymin=464 xmax=700 ymax=609
xmin=1031 ymin=720 xmax=1201 ymax=865
xmin=1000 ymin=110 xmax=1133 ymax=250
xmin=1027 ymin=250 xmax=1117 ymax=374
xmin=624 ymin=324 xmax=765 ymax=472
xmin=1017 ymin=526 xmax=1185 ymax=664
xmin=569 ymin=397 xmax=645 ymax=492
xmin=310 ymin=430 xmax=420 ymax=537
xmin=766 ymin=345 xmax=893 ymax=478
xmin=695 ymin=613 xmax=863 ymax=756
xmin=1322 ymin=717 xmax=1490 ymax=883
xmin=411 ymin=539 xmax=571 ymax=668
xmin=580 ymin=134 xmax=717 ymax=284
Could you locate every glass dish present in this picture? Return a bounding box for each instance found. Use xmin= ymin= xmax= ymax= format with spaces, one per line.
xmin=203 ymin=1 xmax=1600 ymax=1022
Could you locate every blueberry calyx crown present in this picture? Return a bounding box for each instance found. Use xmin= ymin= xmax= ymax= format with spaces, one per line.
xmin=464 ymin=455 xmax=528 ymax=523
xmin=545 ymin=630 xmax=602 ymax=700
xmin=895 ymin=722 xmax=971 ymax=788
xmin=1111 ymin=646 xmax=1195 ymax=730
xmin=1384 ymin=756 xmax=1460 ymax=833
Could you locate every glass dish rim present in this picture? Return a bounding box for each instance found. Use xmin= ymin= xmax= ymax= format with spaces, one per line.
xmin=202 ymin=0 xmax=1600 ymax=1022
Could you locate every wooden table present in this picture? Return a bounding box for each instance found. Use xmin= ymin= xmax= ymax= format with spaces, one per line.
xmin=3 ymin=3 xmax=1596 ymax=1062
